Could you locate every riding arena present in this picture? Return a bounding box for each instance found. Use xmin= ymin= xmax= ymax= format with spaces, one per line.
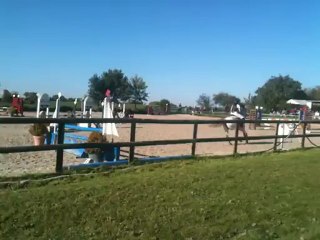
xmin=1 ymin=93 xmax=320 ymax=177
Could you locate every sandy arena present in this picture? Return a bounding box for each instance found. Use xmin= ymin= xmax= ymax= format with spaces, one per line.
xmin=0 ymin=112 xmax=319 ymax=176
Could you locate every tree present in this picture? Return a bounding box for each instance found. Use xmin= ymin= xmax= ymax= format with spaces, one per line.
xmin=149 ymin=99 xmax=170 ymax=112
xmin=149 ymin=101 xmax=160 ymax=106
xmin=305 ymin=86 xmax=320 ymax=100
xmin=51 ymin=94 xmax=66 ymax=101
xmin=51 ymin=95 xmax=58 ymax=101
xmin=2 ymin=89 xmax=12 ymax=102
xmin=88 ymin=69 xmax=131 ymax=104
xmin=24 ymin=92 xmax=38 ymax=104
xmin=255 ymin=75 xmax=306 ymax=111
xmin=159 ymin=99 xmax=170 ymax=112
xmin=243 ymin=93 xmax=257 ymax=109
xmin=196 ymin=94 xmax=212 ymax=110
xmin=212 ymin=92 xmax=239 ymax=107
xmin=129 ymin=75 xmax=149 ymax=109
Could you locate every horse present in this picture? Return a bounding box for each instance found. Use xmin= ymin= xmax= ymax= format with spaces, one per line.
xmin=222 ymin=115 xmax=249 ymax=145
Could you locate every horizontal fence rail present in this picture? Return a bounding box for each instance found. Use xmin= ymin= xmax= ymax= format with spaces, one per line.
xmin=2 ymin=134 xmax=320 ymax=154
xmin=1 ymin=117 xmax=320 ymax=125
xmin=1 ymin=117 xmax=320 ymax=173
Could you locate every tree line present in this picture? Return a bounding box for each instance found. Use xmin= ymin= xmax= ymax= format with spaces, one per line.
xmin=2 ymin=72 xmax=319 ymax=113
xmin=197 ymin=75 xmax=320 ymax=112
xmin=1 ymin=68 xmax=149 ymax=107
xmin=0 ymin=90 xmax=78 ymax=104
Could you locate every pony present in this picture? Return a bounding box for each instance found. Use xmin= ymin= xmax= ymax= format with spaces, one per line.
xmin=222 ymin=115 xmax=249 ymax=144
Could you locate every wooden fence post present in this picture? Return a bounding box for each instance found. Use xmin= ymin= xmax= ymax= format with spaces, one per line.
xmin=56 ymin=123 xmax=65 ymax=173
xmin=191 ymin=123 xmax=198 ymax=156
xmin=129 ymin=122 xmax=136 ymax=163
xmin=273 ymin=122 xmax=280 ymax=151
xmin=301 ymin=122 xmax=307 ymax=148
xmin=233 ymin=122 xmax=239 ymax=155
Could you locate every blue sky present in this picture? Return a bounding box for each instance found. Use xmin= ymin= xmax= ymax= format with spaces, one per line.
xmin=0 ymin=0 xmax=319 ymax=106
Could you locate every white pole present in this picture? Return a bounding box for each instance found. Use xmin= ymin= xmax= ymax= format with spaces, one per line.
xmin=83 ymin=96 xmax=88 ymax=117
xmin=52 ymin=93 xmax=61 ymax=134
xmin=53 ymin=93 xmax=61 ymax=119
xmin=73 ymin=98 xmax=78 ymax=114
xmin=46 ymin=107 xmax=49 ymax=118
xmin=36 ymin=93 xmax=42 ymax=118
xmin=56 ymin=98 xmax=60 ymax=118
xmin=106 ymin=100 xmax=118 ymax=139
xmin=102 ymin=97 xmax=107 ymax=136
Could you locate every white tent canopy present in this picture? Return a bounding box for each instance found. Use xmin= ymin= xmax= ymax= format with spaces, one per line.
xmin=286 ymin=99 xmax=312 ymax=108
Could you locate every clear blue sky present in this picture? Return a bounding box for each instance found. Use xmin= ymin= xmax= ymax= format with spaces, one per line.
xmin=0 ymin=0 xmax=319 ymax=106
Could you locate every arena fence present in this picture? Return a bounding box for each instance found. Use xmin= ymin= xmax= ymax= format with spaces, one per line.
xmin=0 ymin=117 xmax=320 ymax=173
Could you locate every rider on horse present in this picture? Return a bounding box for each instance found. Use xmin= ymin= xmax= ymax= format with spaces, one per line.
xmin=230 ymin=99 xmax=246 ymax=120
xmin=229 ymin=99 xmax=248 ymax=143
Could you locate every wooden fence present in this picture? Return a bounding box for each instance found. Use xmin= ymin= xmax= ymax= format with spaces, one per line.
xmin=0 ymin=117 xmax=320 ymax=173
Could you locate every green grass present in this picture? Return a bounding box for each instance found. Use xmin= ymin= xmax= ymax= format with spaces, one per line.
xmin=1 ymin=149 xmax=320 ymax=239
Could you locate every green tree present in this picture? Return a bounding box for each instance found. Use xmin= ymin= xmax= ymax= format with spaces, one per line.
xmin=196 ymin=94 xmax=212 ymax=110
xmin=305 ymin=86 xmax=320 ymax=100
xmin=88 ymin=69 xmax=131 ymax=104
xmin=160 ymin=99 xmax=170 ymax=112
xmin=129 ymin=75 xmax=149 ymax=109
xmin=24 ymin=92 xmax=38 ymax=104
xmin=243 ymin=93 xmax=257 ymax=109
xmin=255 ymin=75 xmax=306 ymax=111
xmin=51 ymin=94 xmax=66 ymax=101
xmin=2 ymin=89 xmax=12 ymax=102
xmin=11 ymin=91 xmax=19 ymax=96
xmin=212 ymin=92 xmax=239 ymax=107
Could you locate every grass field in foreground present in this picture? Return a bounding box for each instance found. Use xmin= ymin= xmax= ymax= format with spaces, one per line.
xmin=1 ymin=149 xmax=320 ymax=239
